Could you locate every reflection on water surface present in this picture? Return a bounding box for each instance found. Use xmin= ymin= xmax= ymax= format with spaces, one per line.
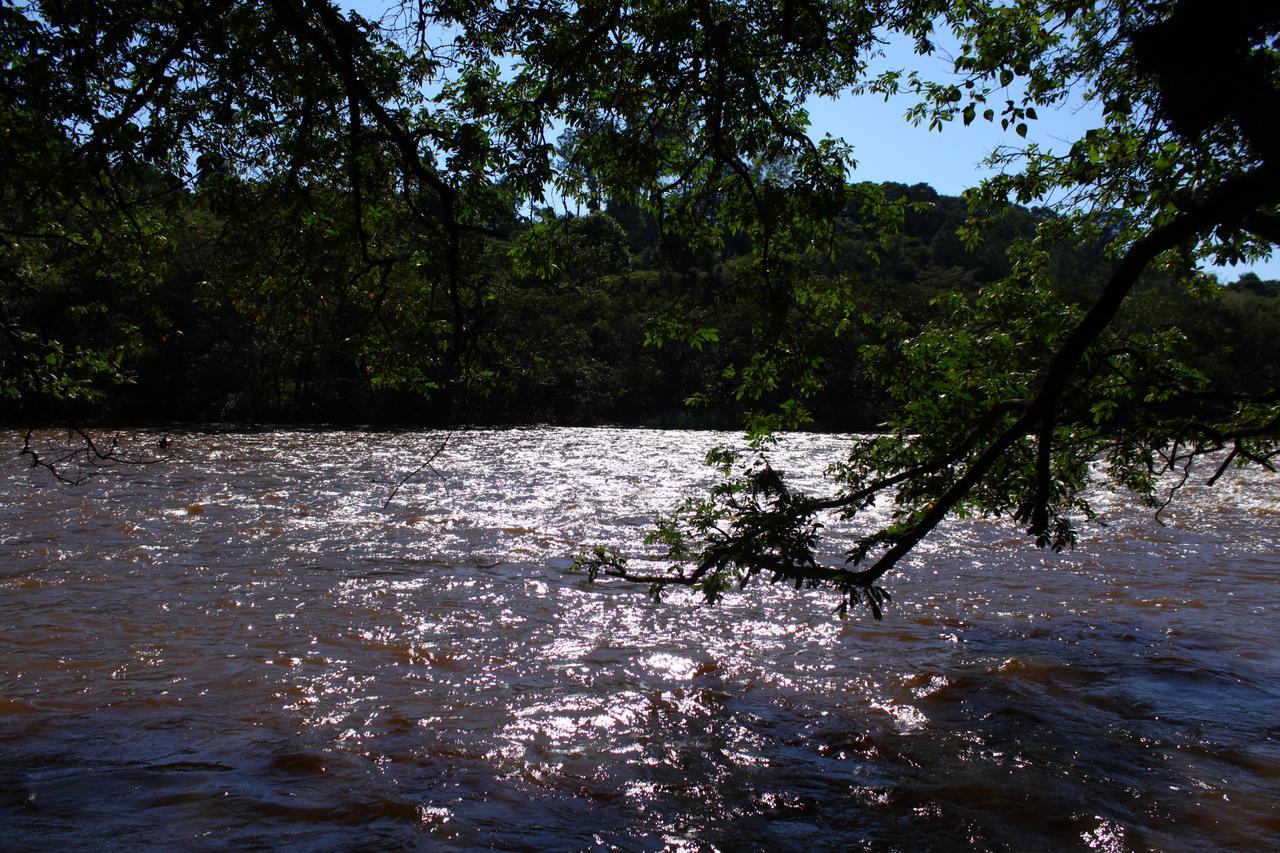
xmin=1 ymin=428 xmax=1277 ymax=849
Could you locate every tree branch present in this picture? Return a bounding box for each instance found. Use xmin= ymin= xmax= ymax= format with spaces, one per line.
xmin=847 ymin=164 xmax=1280 ymax=586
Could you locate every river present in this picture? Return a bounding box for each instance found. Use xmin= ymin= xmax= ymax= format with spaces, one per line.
xmin=1 ymin=427 xmax=1277 ymax=850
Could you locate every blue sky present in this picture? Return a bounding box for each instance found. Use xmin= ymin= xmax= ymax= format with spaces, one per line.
xmin=802 ymin=32 xmax=1096 ymax=197
xmin=806 ymin=92 xmax=1279 ymax=282
xmin=801 ymin=36 xmax=1278 ymax=282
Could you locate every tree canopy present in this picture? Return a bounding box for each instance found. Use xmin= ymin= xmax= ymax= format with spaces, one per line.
xmin=2 ymin=0 xmax=1277 ymax=614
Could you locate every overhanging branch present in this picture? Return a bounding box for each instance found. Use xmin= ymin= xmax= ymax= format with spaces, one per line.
xmin=846 ymin=164 xmax=1280 ymax=587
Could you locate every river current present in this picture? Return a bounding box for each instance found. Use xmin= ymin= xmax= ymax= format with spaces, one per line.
xmin=1 ymin=427 xmax=1277 ymax=850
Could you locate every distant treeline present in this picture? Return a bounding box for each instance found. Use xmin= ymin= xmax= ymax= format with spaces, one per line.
xmin=8 ymin=180 xmax=1278 ymax=430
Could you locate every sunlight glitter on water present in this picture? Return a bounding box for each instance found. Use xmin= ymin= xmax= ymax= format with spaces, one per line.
xmin=1 ymin=427 xmax=1278 ymax=849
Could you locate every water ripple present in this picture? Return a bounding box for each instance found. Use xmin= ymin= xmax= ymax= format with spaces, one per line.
xmin=1 ymin=427 xmax=1277 ymax=849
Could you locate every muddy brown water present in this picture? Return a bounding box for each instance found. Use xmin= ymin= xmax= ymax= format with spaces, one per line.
xmin=1 ymin=428 xmax=1277 ymax=850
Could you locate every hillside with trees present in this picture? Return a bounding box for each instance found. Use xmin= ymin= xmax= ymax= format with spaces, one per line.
xmin=6 ymin=175 xmax=1276 ymax=431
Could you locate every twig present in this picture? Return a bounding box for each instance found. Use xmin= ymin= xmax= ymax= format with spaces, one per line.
xmin=20 ymin=426 xmax=172 ymax=485
xmin=382 ymin=430 xmax=451 ymax=509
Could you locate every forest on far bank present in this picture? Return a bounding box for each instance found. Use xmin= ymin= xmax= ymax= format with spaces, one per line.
xmin=8 ymin=177 xmax=1278 ymax=432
